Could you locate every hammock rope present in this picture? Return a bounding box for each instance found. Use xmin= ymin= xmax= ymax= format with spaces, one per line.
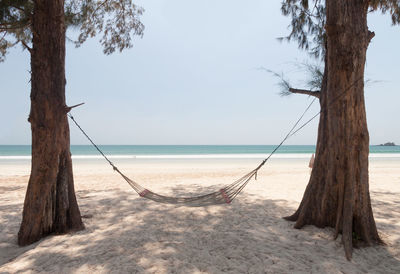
xmin=67 ymin=96 xmax=317 ymax=206
xmin=69 ymin=77 xmax=364 ymax=206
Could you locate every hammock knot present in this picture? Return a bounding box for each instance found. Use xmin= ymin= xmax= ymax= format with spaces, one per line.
xmin=139 ymin=189 xmax=150 ymax=197
xmin=219 ymin=188 xmax=231 ymax=204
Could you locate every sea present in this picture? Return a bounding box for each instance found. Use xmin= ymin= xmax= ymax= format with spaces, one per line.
xmin=0 ymin=145 xmax=399 ymax=160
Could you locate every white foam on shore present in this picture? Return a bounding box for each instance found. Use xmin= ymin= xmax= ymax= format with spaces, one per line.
xmin=1 ymin=153 xmax=400 ymax=160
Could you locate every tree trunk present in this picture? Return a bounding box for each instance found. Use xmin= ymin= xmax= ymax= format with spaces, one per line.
xmin=18 ymin=0 xmax=84 ymax=246
xmin=284 ymin=0 xmax=381 ymax=260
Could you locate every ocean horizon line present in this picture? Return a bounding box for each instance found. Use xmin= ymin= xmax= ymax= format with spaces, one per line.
xmin=0 ymin=144 xmax=319 ymax=147
xmin=2 ymin=153 xmax=400 ymax=160
xmin=1 ymin=144 xmax=398 ymax=146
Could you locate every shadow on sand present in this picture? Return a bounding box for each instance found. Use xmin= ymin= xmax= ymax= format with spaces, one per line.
xmin=1 ymin=184 xmax=400 ymax=273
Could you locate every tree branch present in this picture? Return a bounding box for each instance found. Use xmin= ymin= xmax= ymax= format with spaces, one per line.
xmin=289 ymin=88 xmax=320 ymax=98
xmin=9 ymin=4 xmax=26 ymax=13
xmin=368 ymin=30 xmax=375 ymax=43
xmin=65 ymin=103 xmax=85 ymax=113
xmin=0 ymin=31 xmax=7 ymax=41
xmin=0 ymin=21 xmax=31 ymax=30
xmin=93 ymin=0 xmax=110 ymax=15
xmin=20 ymin=40 xmax=32 ymax=54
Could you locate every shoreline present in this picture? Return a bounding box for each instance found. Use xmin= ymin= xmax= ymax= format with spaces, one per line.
xmin=1 ymin=156 xmax=400 ymax=176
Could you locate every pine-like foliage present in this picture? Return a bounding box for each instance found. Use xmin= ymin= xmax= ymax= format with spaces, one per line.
xmin=369 ymin=0 xmax=400 ymax=24
xmin=280 ymin=0 xmax=400 ymax=59
xmin=280 ymin=0 xmax=326 ymax=59
xmin=0 ymin=0 xmax=32 ymax=61
xmin=0 ymin=0 xmax=144 ymax=61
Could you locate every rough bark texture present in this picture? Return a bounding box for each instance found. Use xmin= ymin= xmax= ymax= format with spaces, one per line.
xmin=18 ymin=0 xmax=84 ymax=246
xmin=284 ymin=0 xmax=381 ymax=260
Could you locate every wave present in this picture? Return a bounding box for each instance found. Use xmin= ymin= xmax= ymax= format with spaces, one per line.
xmin=1 ymin=153 xmax=400 ymax=160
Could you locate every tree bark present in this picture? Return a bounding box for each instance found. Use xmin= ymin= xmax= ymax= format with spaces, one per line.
xmin=18 ymin=0 xmax=84 ymax=246
xmin=284 ymin=0 xmax=381 ymax=260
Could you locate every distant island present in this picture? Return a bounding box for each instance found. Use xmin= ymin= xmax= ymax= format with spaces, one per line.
xmin=378 ymin=142 xmax=396 ymax=146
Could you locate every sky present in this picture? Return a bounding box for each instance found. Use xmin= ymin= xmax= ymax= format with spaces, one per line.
xmin=0 ymin=0 xmax=399 ymax=145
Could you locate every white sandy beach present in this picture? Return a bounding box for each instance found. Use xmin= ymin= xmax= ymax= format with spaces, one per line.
xmin=1 ymin=158 xmax=399 ymax=273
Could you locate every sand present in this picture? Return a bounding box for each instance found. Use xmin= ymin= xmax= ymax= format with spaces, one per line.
xmin=1 ymin=158 xmax=399 ymax=273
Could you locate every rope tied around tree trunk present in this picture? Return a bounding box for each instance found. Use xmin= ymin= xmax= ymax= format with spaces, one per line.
xmin=69 ymin=77 xmax=362 ymax=206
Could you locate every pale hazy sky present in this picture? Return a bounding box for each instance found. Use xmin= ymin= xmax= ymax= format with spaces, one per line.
xmin=1 ymin=0 xmax=399 ymax=145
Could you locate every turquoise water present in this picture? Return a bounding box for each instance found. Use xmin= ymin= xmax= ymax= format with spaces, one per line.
xmin=0 ymin=145 xmax=399 ymax=157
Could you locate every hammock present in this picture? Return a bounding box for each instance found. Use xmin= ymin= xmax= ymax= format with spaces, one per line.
xmin=115 ymin=165 xmax=259 ymax=206
xmin=68 ymin=97 xmax=316 ymax=207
